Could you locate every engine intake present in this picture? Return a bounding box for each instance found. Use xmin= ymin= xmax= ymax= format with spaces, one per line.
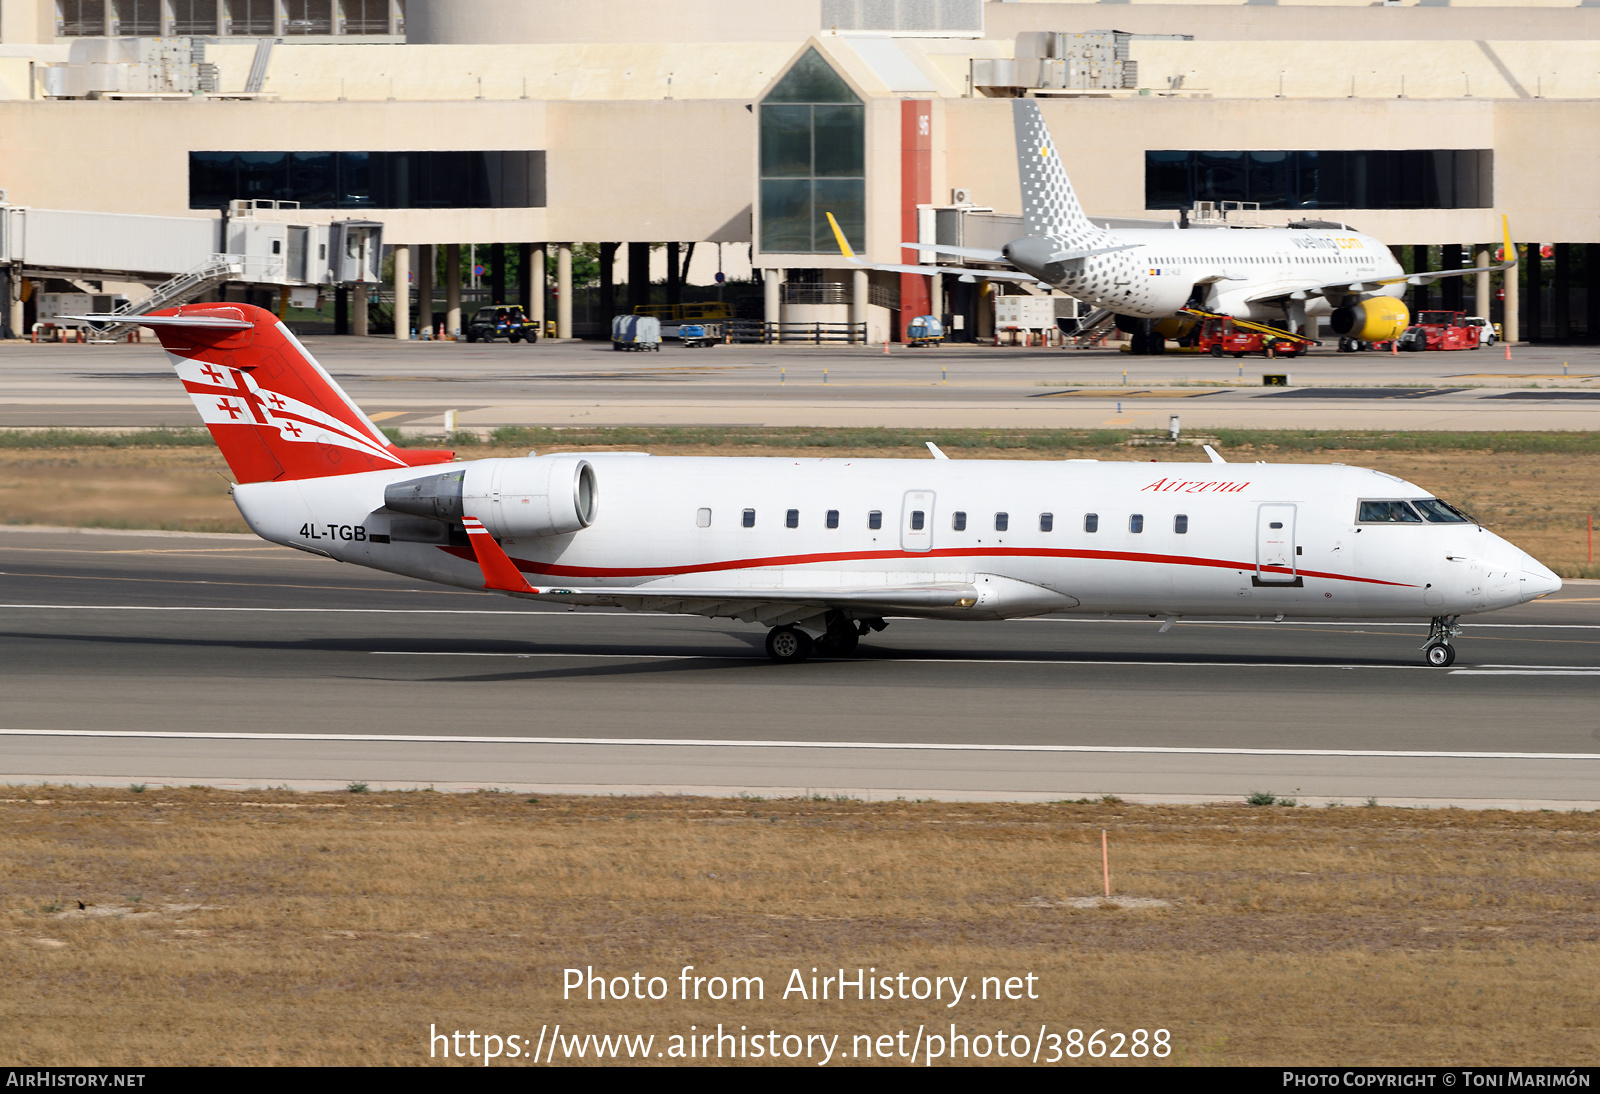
xmin=1331 ymin=297 xmax=1409 ymax=342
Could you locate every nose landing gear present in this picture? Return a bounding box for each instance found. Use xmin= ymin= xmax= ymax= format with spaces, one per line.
xmin=1422 ymin=615 xmax=1462 ymax=667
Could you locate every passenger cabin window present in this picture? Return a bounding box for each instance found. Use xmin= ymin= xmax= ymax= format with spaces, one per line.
xmin=826 ymin=509 xmax=839 ymax=529
xmin=1039 ymin=512 xmax=1053 ymax=533
xmin=786 ymin=509 xmax=799 ymax=528
xmin=910 ymin=511 xmax=925 ymax=531
xmin=994 ymin=512 xmax=1009 ymax=532
xmin=1358 ymin=500 xmax=1423 ymax=524
xmin=742 ymin=508 xmax=756 ymax=528
xmin=1412 ymin=498 xmax=1473 ymax=523
xmin=696 ymin=507 xmax=711 ymax=528
xmin=1174 ymin=514 xmax=1188 ymax=534
xmin=952 ymin=511 xmax=967 ymax=531
xmin=1130 ymin=513 xmax=1144 ymax=533
xmin=1084 ymin=513 xmax=1099 ymax=533
xmin=868 ymin=510 xmax=882 ymax=530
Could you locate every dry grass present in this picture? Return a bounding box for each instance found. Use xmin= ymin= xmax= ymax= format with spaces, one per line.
xmin=3 ymin=788 xmax=1598 ymax=1066
xmin=2 ymin=441 xmax=1596 ymax=576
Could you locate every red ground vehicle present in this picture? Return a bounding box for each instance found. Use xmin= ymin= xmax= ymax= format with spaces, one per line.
xmin=1195 ymin=315 xmax=1312 ymax=359
xmin=1397 ymin=310 xmax=1482 ymax=351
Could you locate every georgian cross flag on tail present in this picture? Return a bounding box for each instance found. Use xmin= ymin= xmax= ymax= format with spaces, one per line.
xmin=78 ymin=304 xmax=454 ymax=483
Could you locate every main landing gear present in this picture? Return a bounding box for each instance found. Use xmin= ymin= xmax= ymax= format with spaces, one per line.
xmin=1422 ymin=615 xmax=1462 ymax=667
xmin=765 ymin=612 xmax=886 ymax=663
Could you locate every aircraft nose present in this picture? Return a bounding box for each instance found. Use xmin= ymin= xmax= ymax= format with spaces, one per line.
xmin=1518 ymin=555 xmax=1562 ymax=602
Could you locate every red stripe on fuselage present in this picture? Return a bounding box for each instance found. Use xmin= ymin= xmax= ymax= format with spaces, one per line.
xmin=436 ymin=544 xmax=1415 ymax=588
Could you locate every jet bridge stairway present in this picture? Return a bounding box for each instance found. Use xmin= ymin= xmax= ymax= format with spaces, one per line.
xmin=87 ymin=254 xmax=244 ymax=341
xmin=1064 ymin=307 xmax=1116 ymax=348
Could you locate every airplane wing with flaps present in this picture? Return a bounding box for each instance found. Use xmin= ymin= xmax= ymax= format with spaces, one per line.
xmin=459 ymin=518 xmax=1077 ymax=624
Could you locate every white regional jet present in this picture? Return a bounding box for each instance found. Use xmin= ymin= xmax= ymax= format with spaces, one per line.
xmin=841 ymin=100 xmax=1516 ymax=355
xmin=79 ymin=302 xmax=1558 ymax=665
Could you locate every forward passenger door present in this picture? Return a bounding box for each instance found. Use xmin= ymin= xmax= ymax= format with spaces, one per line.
xmin=1256 ymin=504 xmax=1298 ymax=583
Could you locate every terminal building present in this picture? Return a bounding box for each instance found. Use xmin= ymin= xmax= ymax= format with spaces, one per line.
xmin=0 ymin=0 xmax=1596 ymax=343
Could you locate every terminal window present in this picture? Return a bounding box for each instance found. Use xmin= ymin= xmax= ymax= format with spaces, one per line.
xmin=1145 ymin=149 xmax=1492 ymax=210
xmin=759 ymin=48 xmax=865 ymax=254
xmin=189 ymin=150 xmax=546 ymax=210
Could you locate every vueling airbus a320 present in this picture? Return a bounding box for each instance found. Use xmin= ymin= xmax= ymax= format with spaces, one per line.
xmin=77 ymin=302 xmax=1557 ymax=665
xmin=839 ymin=100 xmax=1515 ymax=355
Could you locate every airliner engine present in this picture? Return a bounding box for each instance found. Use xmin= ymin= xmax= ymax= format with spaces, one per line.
xmin=1331 ymin=297 xmax=1409 ymax=342
xmin=385 ymin=456 xmax=597 ymax=538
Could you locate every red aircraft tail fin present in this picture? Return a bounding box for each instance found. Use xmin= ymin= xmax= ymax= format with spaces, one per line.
xmin=141 ymin=303 xmax=453 ymax=483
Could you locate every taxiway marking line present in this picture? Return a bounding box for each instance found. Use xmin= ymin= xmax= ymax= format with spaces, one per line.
xmin=0 ymin=727 xmax=1595 ymax=762
xmin=1450 ymin=669 xmax=1600 ymax=676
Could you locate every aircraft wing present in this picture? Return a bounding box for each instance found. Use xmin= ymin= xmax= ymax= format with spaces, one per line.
xmin=460 ymin=517 xmax=980 ymax=623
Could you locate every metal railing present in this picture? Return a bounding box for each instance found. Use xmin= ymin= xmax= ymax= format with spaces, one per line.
xmin=88 ymin=253 xmax=248 ymax=339
xmin=724 ymin=319 xmax=869 ymax=345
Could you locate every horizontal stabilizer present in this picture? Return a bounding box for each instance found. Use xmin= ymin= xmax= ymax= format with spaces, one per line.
xmin=63 ymin=313 xmax=253 ymax=330
xmin=901 ymin=241 xmax=1008 ymax=263
xmin=1049 ymin=243 xmax=1140 ymax=262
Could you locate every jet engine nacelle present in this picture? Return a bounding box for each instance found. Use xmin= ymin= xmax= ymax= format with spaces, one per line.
xmin=385 ymin=456 xmax=597 ymax=539
xmin=1331 ymin=297 xmax=1409 ymax=342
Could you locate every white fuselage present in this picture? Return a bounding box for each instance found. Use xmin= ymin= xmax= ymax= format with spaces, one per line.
xmin=1046 ymin=228 xmax=1405 ymax=323
xmin=232 ymin=454 xmax=1556 ymax=622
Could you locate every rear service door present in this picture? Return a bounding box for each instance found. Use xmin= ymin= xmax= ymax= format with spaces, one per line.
xmin=901 ymin=491 xmax=934 ymax=552
xmin=1256 ymin=503 xmax=1297 ymax=583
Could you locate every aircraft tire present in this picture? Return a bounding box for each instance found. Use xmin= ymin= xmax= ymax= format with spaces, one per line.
xmin=766 ymin=626 xmax=813 ymax=663
xmin=1424 ymin=642 xmax=1456 ymax=668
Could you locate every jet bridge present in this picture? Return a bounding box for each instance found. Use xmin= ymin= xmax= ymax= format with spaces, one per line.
xmin=0 ymin=197 xmax=382 ymax=337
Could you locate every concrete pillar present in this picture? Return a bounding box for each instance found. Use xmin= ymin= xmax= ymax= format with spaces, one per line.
xmin=556 ymin=243 xmax=572 ymax=339
xmin=391 ymin=245 xmax=410 ymax=340
xmin=930 ymin=273 xmax=944 ymax=325
xmin=1502 ymin=244 xmax=1520 ymax=345
xmin=444 ymin=242 xmax=461 ymax=338
xmin=1303 ymin=315 xmax=1319 ymax=343
xmin=1474 ymin=246 xmax=1492 ymax=319
xmin=415 ymin=244 xmax=434 ymax=337
xmin=529 ymin=244 xmax=546 ymax=331
xmin=851 ymin=268 xmax=869 ymax=344
xmin=763 ymin=268 xmax=782 ymax=342
xmin=352 ymin=284 xmax=369 ymax=337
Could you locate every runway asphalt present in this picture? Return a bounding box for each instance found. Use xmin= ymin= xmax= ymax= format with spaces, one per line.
xmin=3 ymin=336 xmax=1600 ymax=432
xmin=3 ymin=527 xmax=1596 ymax=807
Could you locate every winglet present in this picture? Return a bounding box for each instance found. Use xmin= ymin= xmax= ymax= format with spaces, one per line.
xmin=461 ymin=516 xmax=536 ymax=593
xmin=824 ymin=212 xmax=856 ymax=260
xmin=926 ymin=441 xmax=949 ymax=460
xmin=1501 ymin=214 xmax=1518 ymax=268
xmin=1203 ymin=444 xmax=1226 ymax=465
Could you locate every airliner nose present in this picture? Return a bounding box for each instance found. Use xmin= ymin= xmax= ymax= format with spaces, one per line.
xmin=1519 ymin=556 xmax=1562 ymax=602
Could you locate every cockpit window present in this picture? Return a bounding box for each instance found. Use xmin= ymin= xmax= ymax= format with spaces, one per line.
xmin=1358 ymin=500 xmax=1423 ymax=523
xmin=1412 ymin=498 xmax=1474 ymax=524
